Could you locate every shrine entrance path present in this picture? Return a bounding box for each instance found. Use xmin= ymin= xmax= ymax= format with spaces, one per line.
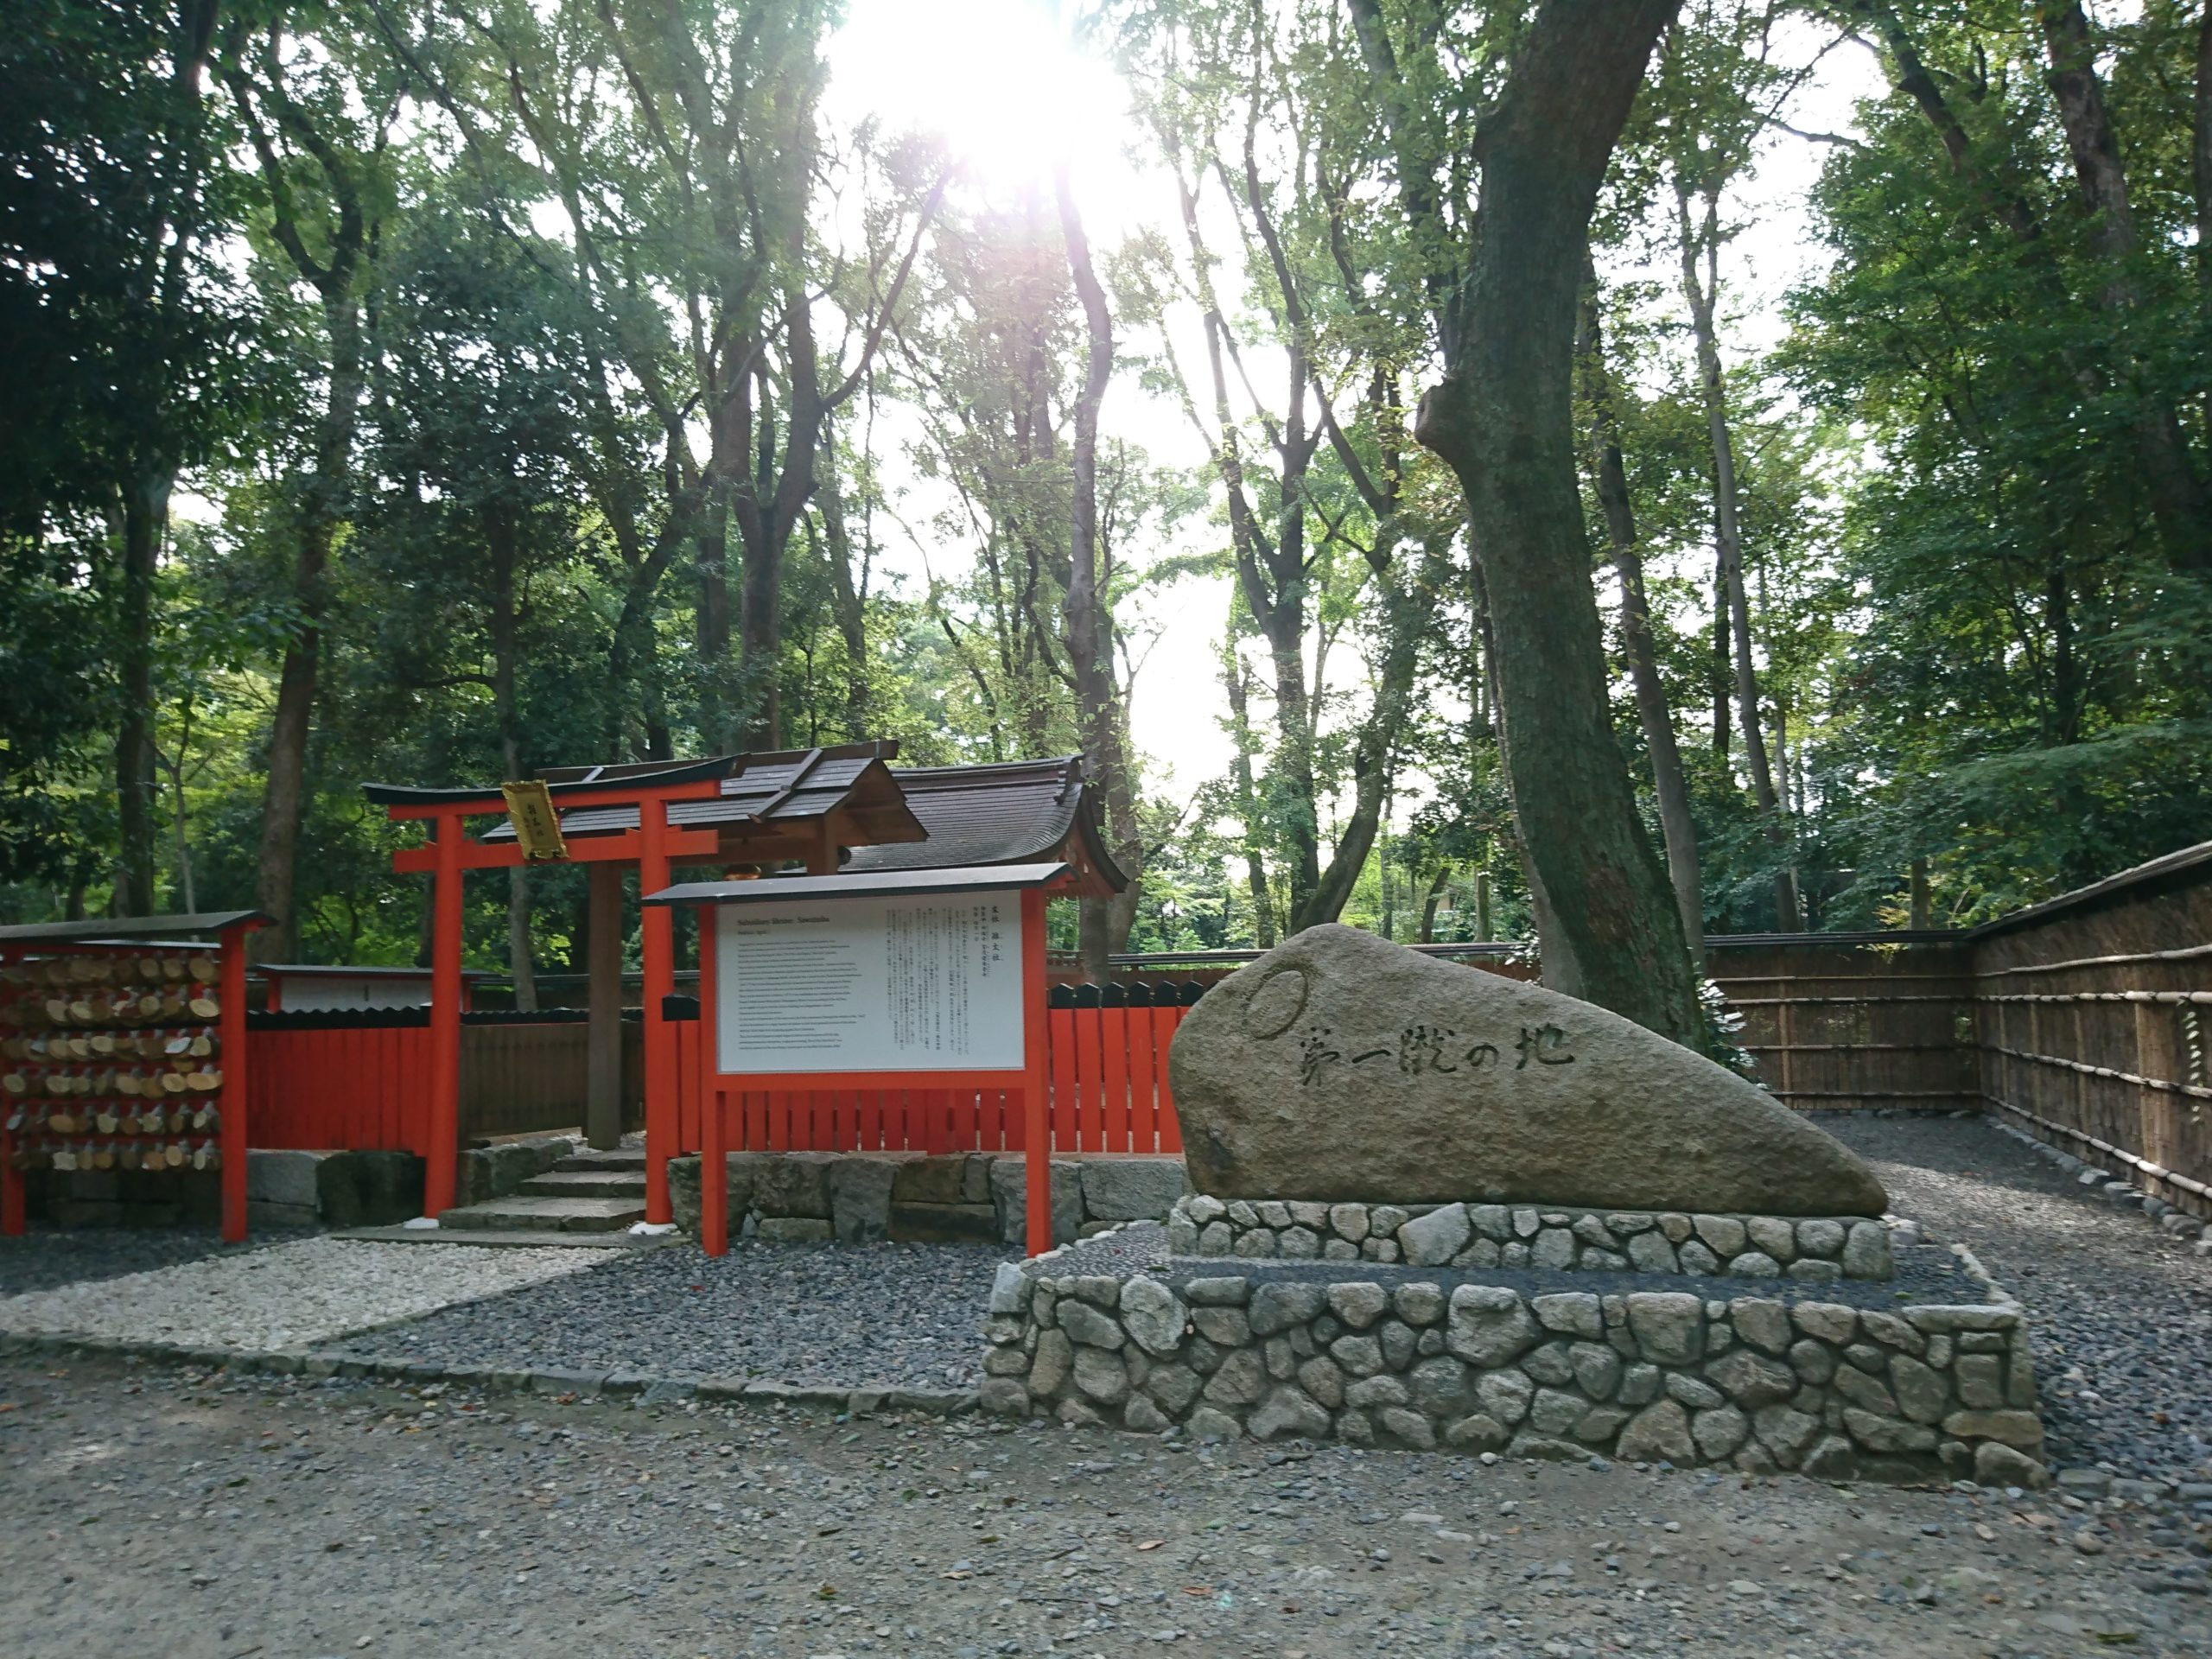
xmin=2 ymin=1349 xmax=2205 ymax=1659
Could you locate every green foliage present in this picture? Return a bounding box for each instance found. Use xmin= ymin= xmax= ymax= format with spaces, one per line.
xmin=4 ymin=0 xmax=2206 ymax=969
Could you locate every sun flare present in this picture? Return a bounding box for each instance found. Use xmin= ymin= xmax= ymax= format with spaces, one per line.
xmin=829 ymin=0 xmax=1128 ymax=191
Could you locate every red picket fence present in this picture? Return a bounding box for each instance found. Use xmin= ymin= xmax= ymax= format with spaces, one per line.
xmin=246 ymin=1003 xmax=1189 ymax=1157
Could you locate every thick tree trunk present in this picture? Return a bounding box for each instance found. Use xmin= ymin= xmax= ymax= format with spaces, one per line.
xmin=813 ymin=420 xmax=871 ymax=739
xmin=113 ymin=473 xmax=166 ymax=916
xmin=1057 ymin=168 xmax=1141 ymax=979
xmin=2198 ymin=2 xmax=2212 ymax=444
xmin=1381 ymin=0 xmax=1703 ymax=1045
xmin=488 ymin=511 xmax=537 ymax=1013
xmin=1579 ymin=278 xmax=1703 ymax=951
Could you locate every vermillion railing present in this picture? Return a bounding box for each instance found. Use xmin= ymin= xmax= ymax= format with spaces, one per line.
xmin=245 ymin=993 xmax=1195 ymax=1158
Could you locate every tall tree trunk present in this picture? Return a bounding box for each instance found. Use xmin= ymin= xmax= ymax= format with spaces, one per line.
xmin=1356 ymin=0 xmax=1703 ymax=1046
xmin=1417 ymin=866 xmax=1450 ymax=942
xmin=813 ymin=418 xmax=871 ymax=738
xmin=1578 ymin=275 xmax=1703 ymax=951
xmin=221 ymin=32 xmax=378 ymax=959
xmin=2037 ymin=0 xmax=2212 ymax=569
xmin=488 ymin=510 xmax=537 ymax=1012
xmin=110 ymin=0 xmax=219 ymax=918
xmin=1711 ymin=557 xmax=1732 ymax=756
xmin=2197 ymin=0 xmax=2212 ymax=444
xmin=1292 ymin=551 xmax=1434 ymax=931
xmin=1677 ymin=177 xmax=1798 ymax=931
xmin=252 ymin=290 xmax=364 ymax=959
xmin=113 ymin=473 xmax=165 ymax=916
xmin=1224 ymin=650 xmax=1275 ymax=948
xmin=1056 ymin=168 xmax=1141 ymax=978
xmin=1847 ymin=0 xmax=2211 ymax=572
xmin=2198 ymin=0 xmax=2212 ymax=296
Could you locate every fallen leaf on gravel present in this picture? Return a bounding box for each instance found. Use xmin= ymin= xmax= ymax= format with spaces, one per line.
xmin=1135 ymin=1540 xmax=1163 ymax=1550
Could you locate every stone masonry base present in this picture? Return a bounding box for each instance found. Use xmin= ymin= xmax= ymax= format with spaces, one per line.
xmin=1171 ymin=1196 xmax=1894 ymax=1281
xmin=669 ymin=1151 xmax=1190 ymax=1246
xmin=980 ymin=1266 xmax=2046 ymax=1487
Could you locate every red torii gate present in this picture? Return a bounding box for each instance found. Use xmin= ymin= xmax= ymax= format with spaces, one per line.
xmin=365 ymin=758 xmax=739 ymax=1220
xmin=367 ymin=744 xmax=1127 ymax=1238
xmin=367 ymin=744 xmax=931 ymax=1221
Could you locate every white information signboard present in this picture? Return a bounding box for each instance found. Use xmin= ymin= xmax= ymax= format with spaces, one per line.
xmin=712 ymin=890 xmax=1026 ymax=1074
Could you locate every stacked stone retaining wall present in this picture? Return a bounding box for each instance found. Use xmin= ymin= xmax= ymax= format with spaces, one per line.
xmin=980 ymin=1266 xmax=2045 ymax=1487
xmin=1170 ymin=1196 xmax=1894 ymax=1281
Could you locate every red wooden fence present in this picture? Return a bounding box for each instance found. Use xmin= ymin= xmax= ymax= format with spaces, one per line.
xmin=248 ymin=1022 xmax=437 ymax=1153
xmin=245 ymin=1003 xmax=1189 ymax=1158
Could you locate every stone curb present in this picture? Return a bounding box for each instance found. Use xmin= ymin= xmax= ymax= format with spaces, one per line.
xmin=1993 ymin=1119 xmax=2212 ymax=1255
xmin=0 ymin=1327 xmax=978 ymax=1419
xmin=1946 ymin=1241 xmax=2019 ymax=1309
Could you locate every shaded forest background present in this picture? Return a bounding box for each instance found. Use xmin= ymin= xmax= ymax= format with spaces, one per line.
xmin=3 ymin=0 xmax=2208 ymax=999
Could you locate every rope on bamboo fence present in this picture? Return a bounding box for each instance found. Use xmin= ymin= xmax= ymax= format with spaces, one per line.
xmin=1981 ymin=991 xmax=2212 ymax=1006
xmin=1982 ymin=1043 xmax=2212 ymax=1104
xmin=1741 ymin=1041 xmax=1958 ymax=1052
xmin=1723 ymin=994 xmax=1970 ymax=1007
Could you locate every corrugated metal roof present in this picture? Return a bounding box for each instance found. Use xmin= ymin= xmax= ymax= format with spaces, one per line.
xmin=0 ymin=910 xmax=270 ymax=944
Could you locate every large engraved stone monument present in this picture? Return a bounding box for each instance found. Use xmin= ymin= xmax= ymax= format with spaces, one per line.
xmin=977 ymin=926 xmax=2045 ymax=1487
xmin=1167 ymin=924 xmax=1886 ymax=1217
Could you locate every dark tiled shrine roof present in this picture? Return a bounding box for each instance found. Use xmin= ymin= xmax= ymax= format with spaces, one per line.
xmin=393 ymin=745 xmax=1126 ymax=894
xmin=847 ymin=757 xmax=1119 ymax=880
xmin=474 ymin=742 xmax=925 ymax=849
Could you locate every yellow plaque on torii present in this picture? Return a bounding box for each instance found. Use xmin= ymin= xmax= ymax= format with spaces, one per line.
xmin=501 ymin=779 xmax=569 ymax=861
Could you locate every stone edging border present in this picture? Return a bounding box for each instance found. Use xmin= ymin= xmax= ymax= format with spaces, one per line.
xmin=1993 ymin=1118 xmax=2212 ymax=1255
xmin=0 ymin=1326 xmax=977 ymax=1418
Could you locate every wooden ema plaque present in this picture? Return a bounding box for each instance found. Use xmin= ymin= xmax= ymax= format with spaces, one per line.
xmin=0 ymin=914 xmax=263 ymax=1241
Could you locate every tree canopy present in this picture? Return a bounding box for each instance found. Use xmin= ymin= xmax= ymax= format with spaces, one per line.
xmin=3 ymin=0 xmax=2206 ymax=1032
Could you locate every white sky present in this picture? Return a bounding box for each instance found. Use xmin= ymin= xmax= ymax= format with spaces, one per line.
xmin=823 ymin=1 xmax=1885 ymax=821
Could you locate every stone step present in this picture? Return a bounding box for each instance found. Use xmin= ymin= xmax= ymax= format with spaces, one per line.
xmin=553 ymin=1147 xmax=649 ymax=1173
xmin=519 ymin=1169 xmax=648 ymax=1198
xmin=435 ymin=1195 xmax=646 ymax=1233
xmin=333 ymin=1225 xmax=671 ymax=1249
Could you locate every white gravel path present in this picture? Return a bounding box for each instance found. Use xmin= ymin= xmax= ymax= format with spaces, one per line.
xmin=0 ymin=1237 xmax=602 ymax=1351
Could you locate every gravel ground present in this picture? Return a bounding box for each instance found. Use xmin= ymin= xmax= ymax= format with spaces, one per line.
xmin=321 ymin=1240 xmax=1009 ymax=1391
xmin=0 ymin=1237 xmax=602 ymax=1351
xmin=0 ymin=1223 xmax=297 ymax=1295
xmin=0 ymin=1354 xmax=2205 ymax=1659
xmin=1828 ymin=1115 xmax=2212 ymax=1486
